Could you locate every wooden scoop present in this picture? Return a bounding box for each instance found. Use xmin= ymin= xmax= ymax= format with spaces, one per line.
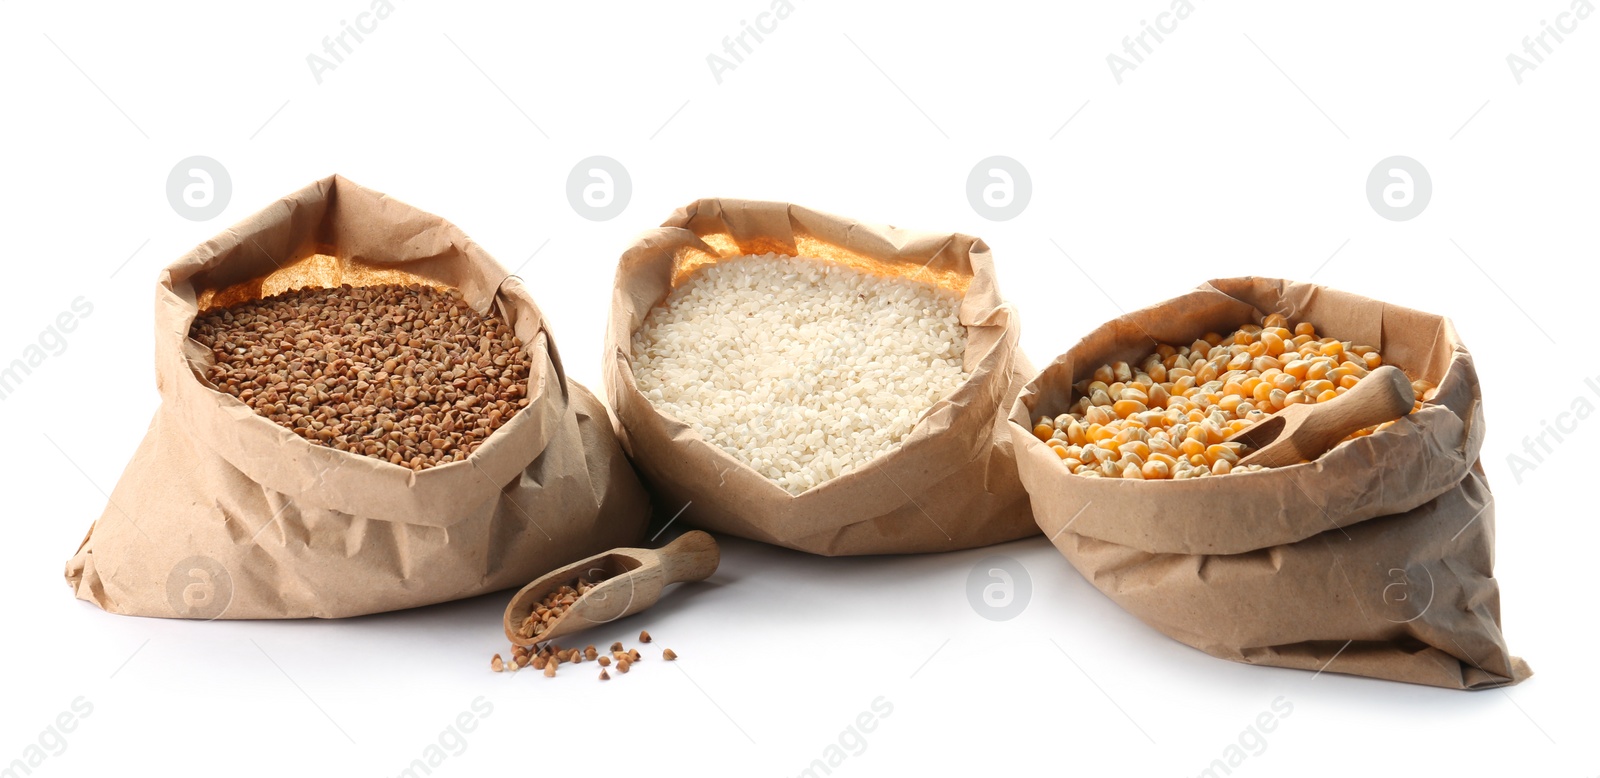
xmin=1224 ymin=365 xmax=1415 ymax=468
xmin=503 ymin=530 xmax=720 ymax=646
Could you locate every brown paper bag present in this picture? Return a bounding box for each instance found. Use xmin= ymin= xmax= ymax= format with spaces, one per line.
xmin=64 ymin=175 xmax=651 ymax=619
xmin=603 ymin=199 xmax=1038 ymax=555
xmin=1009 ymin=277 xmax=1530 ymax=689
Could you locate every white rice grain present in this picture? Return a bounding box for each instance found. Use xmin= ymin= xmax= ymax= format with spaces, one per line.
xmin=630 ymin=254 xmax=970 ymax=495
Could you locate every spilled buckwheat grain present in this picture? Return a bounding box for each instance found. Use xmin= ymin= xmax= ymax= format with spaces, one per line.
xmin=492 ymin=631 xmax=680 ymax=682
xmin=190 ymin=283 xmax=533 ymax=470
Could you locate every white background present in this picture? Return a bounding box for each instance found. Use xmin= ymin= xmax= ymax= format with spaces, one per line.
xmin=1 ymin=1 xmax=1595 ymax=775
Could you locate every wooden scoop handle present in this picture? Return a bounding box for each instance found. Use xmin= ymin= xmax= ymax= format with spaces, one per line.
xmin=1251 ymin=364 xmax=1414 ymax=466
xmin=655 ymin=530 xmax=719 ymax=585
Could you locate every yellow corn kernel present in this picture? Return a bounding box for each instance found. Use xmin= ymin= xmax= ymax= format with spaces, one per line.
xmin=1179 ymin=437 xmax=1206 ymax=458
xmin=1066 ymin=422 xmax=1088 ymax=446
xmin=1053 ymin=444 xmax=1071 ymax=459
xmin=1284 ymin=390 xmax=1310 ymax=406
xmin=1338 ymin=361 xmax=1368 ymax=378
xmin=1092 ymin=364 xmax=1115 ymax=384
xmin=1204 ymin=444 xmax=1240 ymax=465
xmin=1141 ymin=459 xmax=1170 ymax=479
xmin=1113 ymin=399 xmax=1147 ymax=418
xmin=1273 ymin=373 xmax=1299 ymax=392
xmin=1121 ymin=462 xmax=1144 ymax=479
xmin=1363 ymin=351 xmax=1383 ymax=370
xmin=1147 ymin=363 xmax=1168 ymax=383
xmin=1300 ymin=379 xmax=1335 ymax=397
xmin=1084 ymin=405 xmax=1112 ymax=426
xmin=1283 ymin=360 xmax=1311 ymax=380
xmin=1268 ymin=388 xmax=1288 ymax=410
xmin=1259 ymin=331 xmax=1286 ymax=356
xmin=1316 ymin=389 xmax=1339 ymax=403
xmin=1218 ymin=395 xmax=1244 ymax=414
xmin=1033 ymin=423 xmax=1053 ymax=441
xmin=1294 ymin=322 xmax=1316 ymax=337
xmin=1203 ymin=332 xmax=1224 ymax=346
xmin=1252 ymin=356 xmax=1282 ymax=373
xmin=1123 ymin=441 xmax=1152 ymax=461
xmin=1212 ymin=458 xmax=1233 ymax=475
xmin=1148 ymin=384 xmax=1170 ymax=409
xmin=1305 ymin=359 xmax=1334 ymax=382
xmin=1319 ymin=340 xmax=1344 ymax=358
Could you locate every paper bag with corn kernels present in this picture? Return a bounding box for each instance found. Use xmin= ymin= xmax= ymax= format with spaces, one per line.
xmin=65 ymin=174 xmax=651 ymax=618
xmin=603 ymin=198 xmax=1038 ymax=555
xmin=1008 ymin=277 xmax=1530 ymax=689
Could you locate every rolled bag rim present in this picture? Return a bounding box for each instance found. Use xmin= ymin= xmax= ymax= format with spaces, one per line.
xmin=1008 ymin=276 xmax=1485 ymax=556
xmin=604 ymin=198 xmax=1029 ymax=548
xmin=154 ymin=175 xmax=568 ymax=528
